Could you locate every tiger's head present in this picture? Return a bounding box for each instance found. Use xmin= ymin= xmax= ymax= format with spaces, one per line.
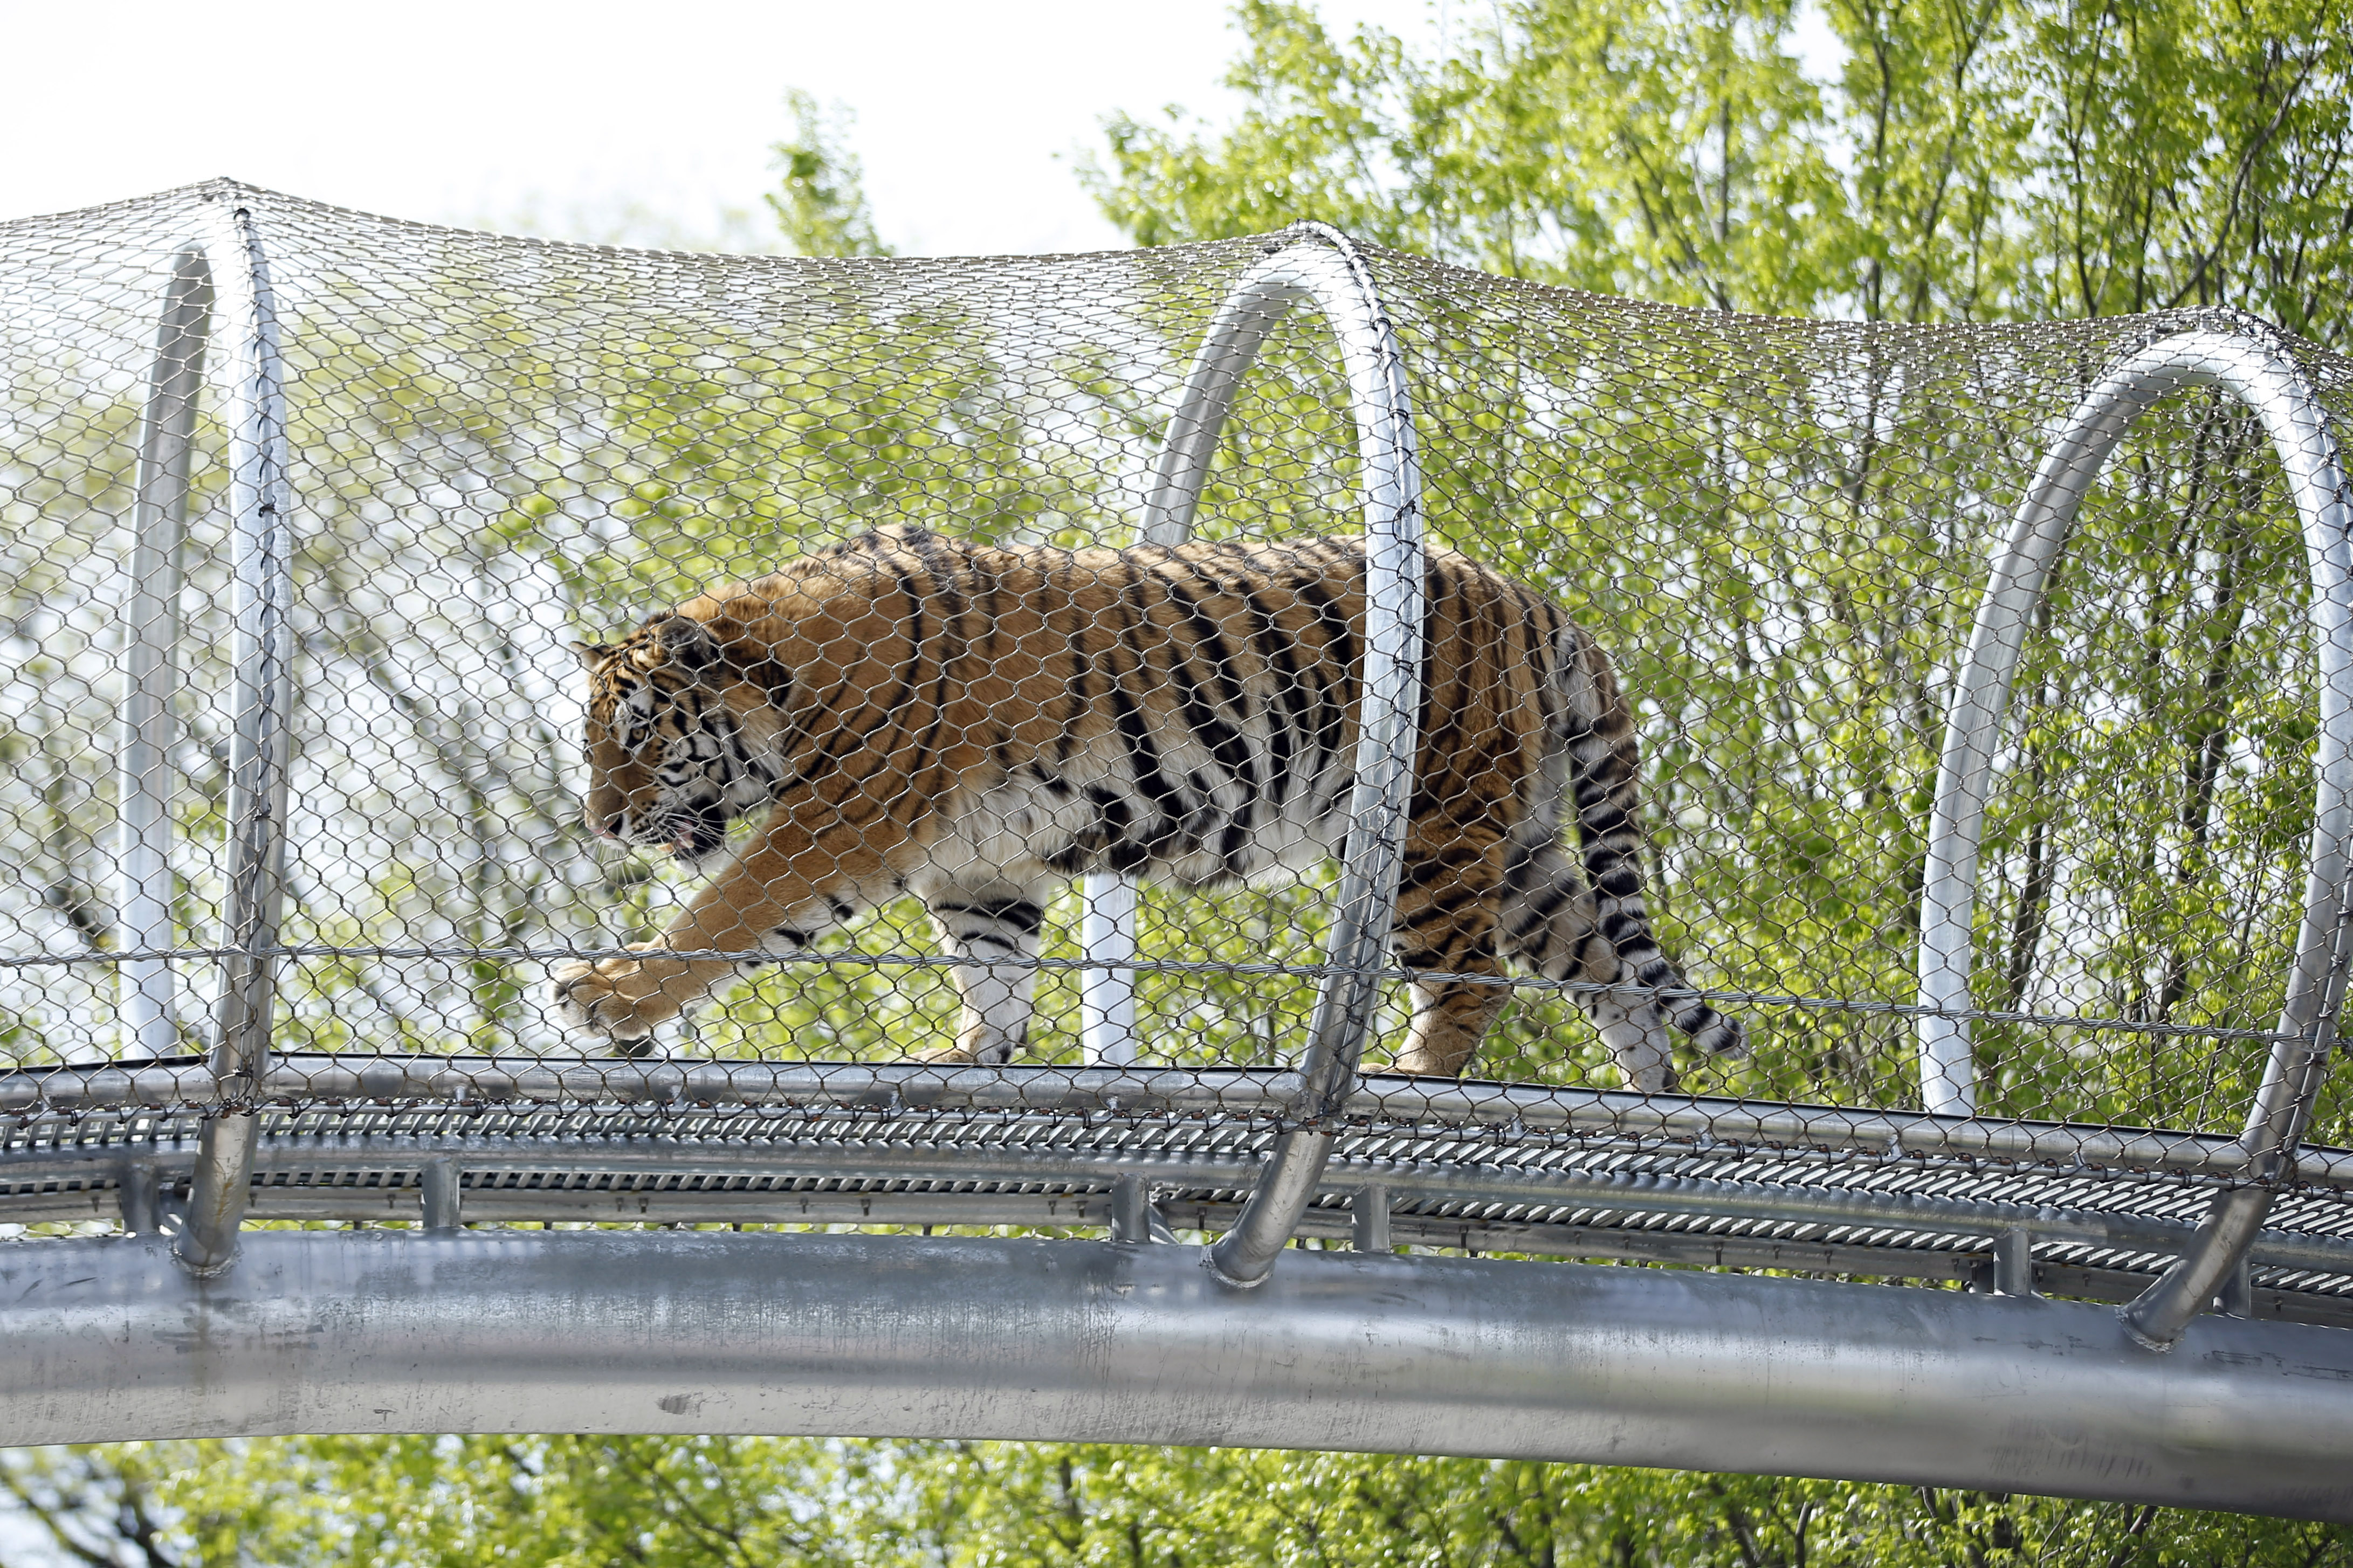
xmin=572 ymin=614 xmax=784 ymax=865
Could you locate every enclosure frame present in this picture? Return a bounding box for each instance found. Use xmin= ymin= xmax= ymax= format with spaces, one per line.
xmin=2 ymin=184 xmax=2352 ymax=1515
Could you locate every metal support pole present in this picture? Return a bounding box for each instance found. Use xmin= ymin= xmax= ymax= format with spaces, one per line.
xmin=1351 ymin=1183 xmax=1391 ymax=1252
xmin=1137 ymin=227 xmax=1423 ymax=1289
xmin=1914 ymin=321 xmax=2352 ymax=1343
xmin=2220 ymin=1254 xmax=2255 ymax=1318
xmin=177 ymin=197 xmax=293 ymax=1276
xmin=119 ymin=248 xmax=212 ymax=1062
xmin=1992 ymin=1225 xmax=2035 ymax=1298
xmin=420 ymin=1158 xmax=462 ymax=1231
xmin=1109 ymin=1172 xmax=1151 ymax=1244
xmin=114 ymin=1156 xmax=161 ymax=1237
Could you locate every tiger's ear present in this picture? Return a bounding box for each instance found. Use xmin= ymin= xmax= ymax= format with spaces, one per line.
xmin=569 ymin=639 xmax=615 ymax=671
xmin=654 ymin=615 xmax=724 ymax=679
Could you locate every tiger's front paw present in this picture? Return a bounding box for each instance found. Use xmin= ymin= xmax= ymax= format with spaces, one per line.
xmin=547 ymin=945 xmax=699 ymax=1044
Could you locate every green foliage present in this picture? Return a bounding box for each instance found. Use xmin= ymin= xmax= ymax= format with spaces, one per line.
xmin=1074 ymin=0 xmax=2353 ymax=1126
xmin=8 ymin=1438 xmax=2349 ymax=1565
xmin=769 ymin=90 xmax=896 ymax=260
xmin=9 ymin=7 xmax=2353 ymax=1554
xmin=1085 ymin=0 xmax=2353 ymax=339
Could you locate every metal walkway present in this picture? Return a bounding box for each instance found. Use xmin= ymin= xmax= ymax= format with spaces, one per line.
xmin=4 ymin=1058 xmax=2350 ymax=1328
xmin=3 ymin=183 xmax=2352 ymax=1517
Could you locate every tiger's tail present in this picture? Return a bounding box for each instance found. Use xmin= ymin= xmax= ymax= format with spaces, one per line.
xmin=1500 ymin=618 xmax=1744 ymax=1066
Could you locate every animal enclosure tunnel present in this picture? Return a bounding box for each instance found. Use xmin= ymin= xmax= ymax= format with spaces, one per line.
xmin=3 ymin=181 xmax=2353 ymax=1467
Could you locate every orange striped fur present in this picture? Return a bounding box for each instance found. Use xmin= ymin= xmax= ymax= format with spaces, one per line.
xmin=550 ymin=527 xmax=1740 ymax=1087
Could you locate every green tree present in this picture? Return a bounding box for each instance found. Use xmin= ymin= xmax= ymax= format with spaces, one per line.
xmin=10 ymin=7 xmax=2353 ymax=1561
xmin=769 ymin=89 xmax=895 ymax=260
xmin=1088 ymin=0 xmax=2352 ymax=336
xmin=8 ymin=1438 xmax=2350 ymax=1565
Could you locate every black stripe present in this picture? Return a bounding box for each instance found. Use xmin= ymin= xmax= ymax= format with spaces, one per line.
xmin=1107 ymin=577 xmax=1196 ymax=857
xmin=1283 ymin=567 xmax=1359 ymax=788
xmin=1154 ymin=569 xmax=1260 ymax=867
xmin=932 ymin=896 xmax=1047 ymax=934
xmin=1237 ymin=584 xmax=1306 ymax=807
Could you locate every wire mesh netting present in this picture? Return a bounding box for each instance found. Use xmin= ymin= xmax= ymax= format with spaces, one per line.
xmin=4 ymin=181 xmax=2351 ymax=1315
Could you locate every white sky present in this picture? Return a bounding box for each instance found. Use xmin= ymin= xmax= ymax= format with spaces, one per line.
xmin=3 ymin=0 xmax=1444 ymax=256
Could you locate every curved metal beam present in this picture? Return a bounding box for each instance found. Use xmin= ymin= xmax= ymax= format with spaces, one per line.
xmin=178 ymin=194 xmax=294 ymax=1275
xmin=1092 ymin=226 xmax=1426 ymax=1286
xmin=1915 ymin=322 xmax=2353 ymax=1345
xmin=1921 ymin=324 xmax=2353 ymax=1118
xmin=119 ymin=247 xmax=211 ymax=1065
xmin=4 ymin=1231 xmax=2350 ymax=1519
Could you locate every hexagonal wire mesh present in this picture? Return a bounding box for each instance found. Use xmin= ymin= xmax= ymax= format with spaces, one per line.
xmin=3 ymin=182 xmax=2352 ymax=1322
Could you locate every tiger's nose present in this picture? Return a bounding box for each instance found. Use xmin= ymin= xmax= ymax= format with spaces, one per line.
xmin=587 ymin=811 xmax=623 ymax=842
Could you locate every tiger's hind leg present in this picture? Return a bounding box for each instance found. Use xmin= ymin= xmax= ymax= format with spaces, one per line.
xmin=1387 ymin=840 xmax=1516 ymax=1079
xmin=921 ymin=881 xmax=1051 ymax=1066
xmin=1500 ymin=841 xmax=1677 ymax=1093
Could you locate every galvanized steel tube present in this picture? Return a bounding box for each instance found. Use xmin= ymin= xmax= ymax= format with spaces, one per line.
xmin=177 ymin=198 xmax=293 ymax=1274
xmin=5 ymin=1230 xmax=2351 ymax=1519
xmin=1078 ymin=871 xmax=1139 ymax=1067
xmin=1915 ymin=323 xmax=2353 ymax=1344
xmin=1138 ymin=227 xmax=1424 ymax=1287
xmin=119 ymin=247 xmax=211 ymax=1063
xmin=1920 ymin=326 xmax=2353 ymax=1130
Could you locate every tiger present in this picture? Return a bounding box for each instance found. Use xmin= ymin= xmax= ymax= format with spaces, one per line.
xmin=548 ymin=526 xmax=1742 ymax=1089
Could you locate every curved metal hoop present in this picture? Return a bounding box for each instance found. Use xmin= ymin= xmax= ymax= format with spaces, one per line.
xmin=119 ymin=247 xmax=212 ymax=1069
xmin=1916 ymin=324 xmax=2353 ymax=1343
xmin=1084 ymin=225 xmax=1427 ymax=1287
xmin=171 ymin=194 xmax=297 ymax=1274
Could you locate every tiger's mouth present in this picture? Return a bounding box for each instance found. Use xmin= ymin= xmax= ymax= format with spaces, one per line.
xmin=630 ymin=809 xmax=726 ymax=862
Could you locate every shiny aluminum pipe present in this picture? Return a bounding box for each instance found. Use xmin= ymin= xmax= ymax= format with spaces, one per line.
xmin=1132 ymin=226 xmax=1426 ymax=1287
xmin=1077 ymin=871 xmax=1139 ymax=1067
xmin=119 ymin=248 xmax=211 ymax=1065
xmin=1917 ymin=326 xmax=2353 ymax=1344
xmin=3 ymin=1231 xmax=2351 ymax=1519
xmin=178 ymin=197 xmax=294 ymax=1275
